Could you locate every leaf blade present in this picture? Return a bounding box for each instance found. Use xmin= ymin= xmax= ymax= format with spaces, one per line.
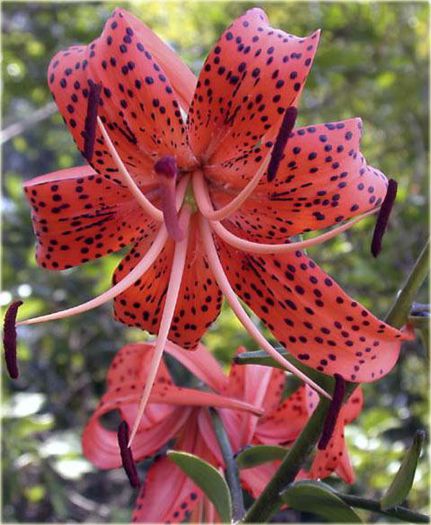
xmin=236 ymin=445 xmax=288 ymax=469
xmin=381 ymin=431 xmax=425 ymax=510
xmin=168 ymin=450 xmax=232 ymax=523
xmin=281 ymin=480 xmax=362 ymax=523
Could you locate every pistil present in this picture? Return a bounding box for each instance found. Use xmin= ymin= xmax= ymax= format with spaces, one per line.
xmin=128 ymin=207 xmax=191 ymax=446
xmin=154 ymin=156 xmax=185 ymax=242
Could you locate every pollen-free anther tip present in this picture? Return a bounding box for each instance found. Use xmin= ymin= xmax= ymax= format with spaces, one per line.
xmin=3 ymin=300 xmax=23 ymax=379
xmin=267 ymin=106 xmax=298 ymax=182
xmin=371 ymin=179 xmax=398 ymax=258
xmin=318 ymin=373 xmax=346 ymax=450
xmin=118 ymin=420 xmax=141 ymax=488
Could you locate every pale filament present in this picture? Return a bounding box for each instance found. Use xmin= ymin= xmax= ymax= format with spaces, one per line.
xmin=128 ymin=207 xmax=191 ymax=446
xmin=97 ymin=117 xmax=163 ymax=222
xmin=17 ymin=226 xmax=168 ymax=326
xmin=199 ymin=215 xmax=330 ymax=400
xmin=211 ymin=208 xmax=379 ymax=254
xmin=192 ymin=155 xmax=270 ymax=221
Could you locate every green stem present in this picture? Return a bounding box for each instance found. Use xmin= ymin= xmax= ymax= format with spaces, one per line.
xmin=209 ymin=408 xmax=245 ymax=522
xmin=337 ymin=493 xmax=429 ymax=523
xmin=242 ymin=398 xmax=330 ymax=523
xmin=386 ymin=240 xmax=429 ymax=328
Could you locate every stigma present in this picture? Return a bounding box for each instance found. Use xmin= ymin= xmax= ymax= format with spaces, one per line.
xmin=154 ymin=156 xmax=185 ymax=242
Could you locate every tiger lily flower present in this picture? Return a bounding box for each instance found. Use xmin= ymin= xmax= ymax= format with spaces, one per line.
xmin=82 ymin=342 xmax=362 ymax=522
xmin=11 ymin=7 xmax=411 ymax=442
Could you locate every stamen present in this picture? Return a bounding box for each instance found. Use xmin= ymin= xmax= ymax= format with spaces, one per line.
xmin=97 ymin=117 xmax=164 ymax=222
xmin=128 ymin=208 xmax=191 ymax=446
xmin=154 ymin=156 xmax=185 ymax=242
xmin=117 ymin=420 xmax=140 ymax=488
xmin=199 ymin=215 xmax=330 ymax=400
xmin=267 ymin=106 xmax=298 ymax=182
xmin=16 ymin=226 xmax=168 ymax=327
xmin=317 ymin=373 xmax=346 ymax=450
xmin=193 ymin=162 xmax=269 ymax=222
xmin=3 ymin=300 xmax=23 ymax=379
xmin=371 ymin=179 xmax=398 ymax=257
xmin=211 ymin=207 xmax=379 ymax=254
xmin=83 ymin=82 xmax=102 ymax=162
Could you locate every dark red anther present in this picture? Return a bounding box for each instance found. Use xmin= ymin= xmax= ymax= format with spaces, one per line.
xmin=154 ymin=156 xmax=178 ymax=179
xmin=3 ymin=300 xmax=23 ymax=379
xmin=371 ymin=178 xmax=398 ymax=258
xmin=117 ymin=420 xmax=141 ymax=488
xmin=83 ymin=82 xmax=102 ymax=162
xmin=267 ymin=106 xmax=298 ymax=182
xmin=318 ymin=373 xmax=346 ymax=450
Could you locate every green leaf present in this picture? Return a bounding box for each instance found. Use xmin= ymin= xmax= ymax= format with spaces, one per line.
xmin=168 ymin=451 xmax=232 ymax=523
xmin=236 ymin=445 xmax=288 ymax=469
xmin=381 ymin=431 xmax=425 ymax=510
xmin=281 ymin=481 xmax=362 ymax=523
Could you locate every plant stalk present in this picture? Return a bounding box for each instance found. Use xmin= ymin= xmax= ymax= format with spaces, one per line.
xmin=242 ymin=398 xmax=330 ymax=523
xmin=386 ymin=240 xmax=429 ymax=328
xmin=209 ymin=408 xmax=245 ymax=522
xmin=337 ymin=493 xmax=429 ymax=523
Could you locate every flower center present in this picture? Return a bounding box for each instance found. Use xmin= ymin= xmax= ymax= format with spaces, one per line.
xmin=154 ymin=155 xmax=185 ymax=241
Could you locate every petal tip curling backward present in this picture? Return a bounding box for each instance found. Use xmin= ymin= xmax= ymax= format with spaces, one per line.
xmin=3 ymin=300 xmax=23 ymax=379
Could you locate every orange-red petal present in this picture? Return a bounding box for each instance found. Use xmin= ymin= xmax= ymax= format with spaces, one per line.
xmin=113 ymin=217 xmax=223 ymax=349
xmin=211 ymin=118 xmax=389 ymax=241
xmin=48 ymin=9 xmax=194 ymax=180
xmin=114 ymin=8 xmax=196 ymax=110
xmin=304 ymin=385 xmax=363 ymax=483
xmin=188 ymin=8 xmax=319 ymax=172
xmin=165 ymin=341 xmax=229 ymax=392
xmin=132 ymin=415 xmax=206 ymax=523
xmin=218 ymin=242 xmax=409 ymax=382
xmin=23 ymin=165 xmax=153 ymax=269
xmin=256 ymin=387 xmax=309 ymax=446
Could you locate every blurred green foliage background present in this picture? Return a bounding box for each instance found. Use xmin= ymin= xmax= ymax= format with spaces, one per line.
xmin=2 ymin=1 xmax=429 ymax=522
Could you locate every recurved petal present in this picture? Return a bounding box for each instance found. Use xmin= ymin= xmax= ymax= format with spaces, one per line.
xmin=256 ymin=386 xmax=309 ymax=445
xmin=210 ymin=118 xmax=389 ymax=241
xmin=240 ymin=461 xmax=279 ymax=500
xmin=188 ymin=8 xmax=319 ymax=172
xmin=23 ymin=165 xmax=153 ymax=269
xmin=308 ymin=416 xmax=355 ymax=484
xmin=165 ymin=341 xmax=229 ymax=392
xmin=114 ymin=8 xmax=197 ymax=110
xmin=113 ymin=216 xmax=223 ymax=349
xmin=218 ymin=241 xmax=410 ymax=382
xmin=82 ymin=405 xmax=190 ymax=469
xmin=48 ymin=9 xmax=194 ymax=180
